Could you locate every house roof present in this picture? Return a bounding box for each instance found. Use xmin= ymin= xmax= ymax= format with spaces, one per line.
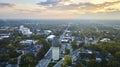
xmin=47 ymin=35 xmax=55 ymax=39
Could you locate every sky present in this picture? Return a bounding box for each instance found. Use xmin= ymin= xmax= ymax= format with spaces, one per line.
xmin=0 ymin=0 xmax=120 ymax=19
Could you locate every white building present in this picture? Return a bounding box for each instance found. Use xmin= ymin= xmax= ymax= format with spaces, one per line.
xmin=0 ymin=35 xmax=9 ymax=39
xmin=52 ymin=38 xmax=60 ymax=61
xmin=46 ymin=35 xmax=55 ymax=41
xmin=52 ymin=47 xmax=59 ymax=61
xmin=96 ymin=58 xmax=102 ymax=62
xmin=44 ymin=30 xmax=52 ymax=35
xmin=19 ymin=25 xmax=32 ymax=36
xmin=100 ymin=38 xmax=110 ymax=42
xmin=61 ymin=38 xmax=69 ymax=43
xmin=0 ymin=34 xmax=10 ymax=40
xmin=20 ymin=40 xmax=37 ymax=45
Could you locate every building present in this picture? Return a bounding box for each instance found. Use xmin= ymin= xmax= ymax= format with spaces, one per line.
xmin=61 ymin=38 xmax=69 ymax=43
xmin=0 ymin=34 xmax=9 ymax=40
xmin=52 ymin=47 xmax=59 ymax=61
xmin=44 ymin=30 xmax=52 ymax=36
xmin=76 ymin=37 xmax=84 ymax=46
xmin=52 ymin=38 xmax=60 ymax=61
xmin=46 ymin=35 xmax=55 ymax=41
xmin=60 ymin=30 xmax=73 ymax=43
xmin=20 ymin=40 xmax=37 ymax=45
xmin=100 ymin=38 xmax=110 ymax=42
xmin=22 ymin=45 xmax=42 ymax=56
xmin=36 ymin=29 xmax=44 ymax=35
xmin=78 ymin=48 xmax=92 ymax=61
xmin=65 ymin=30 xmax=72 ymax=37
xmin=19 ymin=25 xmax=32 ymax=36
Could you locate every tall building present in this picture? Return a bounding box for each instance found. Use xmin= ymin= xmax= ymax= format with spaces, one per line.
xmin=52 ymin=38 xmax=60 ymax=61
xmin=52 ymin=47 xmax=59 ymax=61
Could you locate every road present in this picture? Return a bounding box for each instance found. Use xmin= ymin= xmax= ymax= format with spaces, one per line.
xmin=54 ymin=24 xmax=76 ymax=67
xmin=36 ymin=47 xmax=52 ymax=67
xmin=59 ymin=27 xmax=68 ymax=53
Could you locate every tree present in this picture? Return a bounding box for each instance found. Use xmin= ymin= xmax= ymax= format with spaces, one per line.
xmin=21 ymin=55 xmax=34 ymax=64
xmin=76 ymin=59 xmax=84 ymax=67
xmin=58 ymin=44 xmax=61 ymax=48
xmin=16 ymin=36 xmax=22 ymax=42
xmin=37 ymin=40 xmax=41 ymax=44
xmin=61 ymin=61 xmax=68 ymax=67
xmin=64 ymin=55 xmax=72 ymax=66
xmin=87 ymin=59 xmax=101 ymax=67
xmin=31 ymin=34 xmax=45 ymax=40
xmin=101 ymin=58 xmax=108 ymax=67
xmin=36 ymin=48 xmax=45 ymax=61
xmin=105 ymin=42 xmax=120 ymax=55
xmin=115 ymin=51 xmax=120 ymax=62
xmin=79 ymin=60 xmax=87 ymax=67
xmin=9 ymin=58 xmax=17 ymax=64
xmin=109 ymin=61 xmax=120 ymax=67
xmin=42 ymin=39 xmax=51 ymax=52
xmin=25 ymin=55 xmax=33 ymax=63
xmin=71 ymin=40 xmax=77 ymax=50
xmin=0 ymin=54 xmax=9 ymax=59
xmin=6 ymin=44 xmax=16 ymax=50
xmin=8 ymin=52 xmax=20 ymax=58
xmin=89 ymin=53 xmax=96 ymax=60
xmin=65 ymin=48 xmax=70 ymax=55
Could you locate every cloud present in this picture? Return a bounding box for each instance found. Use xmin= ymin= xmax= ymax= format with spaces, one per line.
xmin=0 ymin=0 xmax=120 ymax=19
xmin=41 ymin=0 xmax=120 ymax=13
xmin=0 ymin=3 xmax=15 ymax=8
xmin=37 ymin=0 xmax=60 ymax=5
xmin=15 ymin=8 xmax=42 ymax=14
xmin=34 ymin=0 xmax=120 ymax=19
xmin=37 ymin=0 xmax=120 ymax=10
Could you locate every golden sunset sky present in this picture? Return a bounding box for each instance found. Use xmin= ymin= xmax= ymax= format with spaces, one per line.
xmin=0 ymin=0 xmax=120 ymax=19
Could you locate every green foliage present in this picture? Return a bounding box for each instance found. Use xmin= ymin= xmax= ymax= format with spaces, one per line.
xmin=42 ymin=39 xmax=51 ymax=52
xmin=36 ymin=47 xmax=45 ymax=61
xmin=85 ymin=41 xmax=120 ymax=67
xmin=115 ymin=51 xmax=120 ymax=62
xmin=9 ymin=58 xmax=17 ymax=64
xmin=6 ymin=44 xmax=16 ymax=50
xmin=21 ymin=55 xmax=34 ymax=64
xmin=87 ymin=59 xmax=101 ymax=67
xmin=8 ymin=52 xmax=21 ymax=58
xmin=20 ymin=62 xmax=38 ymax=67
xmin=31 ymin=34 xmax=46 ymax=40
xmin=65 ymin=48 xmax=70 ymax=55
xmin=58 ymin=44 xmax=61 ymax=48
xmin=48 ymin=62 xmax=56 ymax=67
xmin=64 ymin=55 xmax=72 ymax=66
xmin=0 ymin=52 xmax=20 ymax=59
xmin=0 ymin=54 xmax=9 ymax=59
xmin=101 ymin=58 xmax=108 ymax=67
xmin=61 ymin=61 xmax=68 ymax=67
xmin=71 ymin=40 xmax=78 ymax=50
xmin=109 ymin=61 xmax=120 ymax=67
xmin=37 ymin=40 xmax=41 ymax=44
